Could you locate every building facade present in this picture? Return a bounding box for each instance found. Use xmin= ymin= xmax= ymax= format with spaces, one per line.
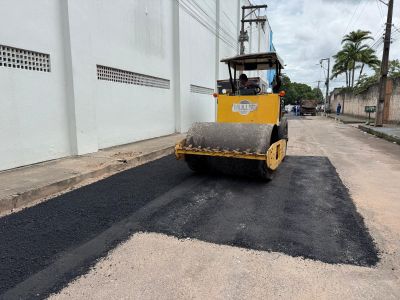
xmin=0 ymin=0 xmax=272 ymax=171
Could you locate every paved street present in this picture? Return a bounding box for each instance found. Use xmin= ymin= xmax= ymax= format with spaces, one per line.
xmin=1 ymin=117 xmax=400 ymax=299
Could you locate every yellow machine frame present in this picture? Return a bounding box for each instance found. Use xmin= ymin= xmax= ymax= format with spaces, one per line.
xmin=216 ymin=94 xmax=280 ymax=125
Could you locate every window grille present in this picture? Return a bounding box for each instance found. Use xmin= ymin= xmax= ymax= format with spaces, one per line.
xmin=0 ymin=44 xmax=50 ymax=72
xmin=190 ymin=84 xmax=214 ymax=95
xmin=97 ymin=65 xmax=170 ymax=89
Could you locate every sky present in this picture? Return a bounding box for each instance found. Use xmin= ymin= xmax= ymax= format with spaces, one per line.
xmin=258 ymin=0 xmax=400 ymax=91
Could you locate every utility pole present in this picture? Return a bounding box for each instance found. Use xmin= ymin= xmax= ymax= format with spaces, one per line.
xmin=326 ymin=58 xmax=330 ymax=112
xmin=320 ymin=58 xmax=330 ymax=113
xmin=375 ymin=0 xmax=394 ymax=126
xmin=238 ymin=4 xmax=268 ymax=55
xmin=317 ymin=80 xmax=324 ymax=104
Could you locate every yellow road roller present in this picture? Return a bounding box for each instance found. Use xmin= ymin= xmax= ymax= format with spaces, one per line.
xmin=175 ymin=52 xmax=288 ymax=180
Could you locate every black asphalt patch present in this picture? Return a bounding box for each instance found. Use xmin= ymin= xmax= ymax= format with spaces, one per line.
xmin=0 ymin=155 xmax=378 ymax=299
xmin=144 ymin=156 xmax=378 ymax=266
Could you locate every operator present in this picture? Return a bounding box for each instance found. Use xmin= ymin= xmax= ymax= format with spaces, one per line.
xmin=238 ymin=73 xmax=260 ymax=95
xmin=272 ymin=74 xmax=282 ymax=93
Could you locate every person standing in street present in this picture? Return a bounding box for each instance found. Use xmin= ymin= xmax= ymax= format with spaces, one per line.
xmin=336 ymin=102 xmax=342 ymax=115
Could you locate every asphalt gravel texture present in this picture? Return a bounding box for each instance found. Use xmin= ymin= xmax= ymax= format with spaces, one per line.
xmin=0 ymin=155 xmax=378 ymax=299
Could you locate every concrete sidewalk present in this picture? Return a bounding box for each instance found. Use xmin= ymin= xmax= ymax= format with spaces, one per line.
xmin=326 ymin=114 xmax=400 ymax=145
xmin=327 ymin=113 xmax=368 ymax=124
xmin=358 ymin=124 xmax=400 ymax=145
xmin=0 ymin=134 xmax=184 ymax=215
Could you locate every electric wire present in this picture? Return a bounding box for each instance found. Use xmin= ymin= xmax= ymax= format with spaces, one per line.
xmin=342 ymin=0 xmax=364 ymax=36
xmin=181 ymin=0 xmax=266 ymax=53
xmin=182 ymin=0 xmax=236 ymax=46
xmin=222 ymin=11 xmax=237 ymax=29
xmin=369 ymin=36 xmax=384 ymax=51
xmin=326 ymin=1 xmax=393 ymax=88
xmin=375 ymin=0 xmax=384 ymax=22
xmin=351 ymin=0 xmax=369 ymax=30
xmin=201 ymin=0 xmax=217 ymax=14
xmin=192 ymin=0 xmax=245 ymax=43
xmin=186 ymin=0 xmax=238 ymax=43
xmin=179 ymin=0 xmax=270 ymax=55
xmin=175 ymin=0 xmax=237 ymax=51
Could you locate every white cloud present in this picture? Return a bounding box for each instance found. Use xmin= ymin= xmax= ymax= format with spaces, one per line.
xmin=261 ymin=0 xmax=400 ymax=90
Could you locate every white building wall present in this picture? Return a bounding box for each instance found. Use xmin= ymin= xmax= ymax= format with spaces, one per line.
xmin=87 ymin=0 xmax=176 ymax=149
xmin=218 ymin=0 xmax=242 ymax=81
xmin=178 ymin=0 xmax=218 ymax=132
xmin=0 ymin=0 xmax=72 ymax=171
xmin=0 ymin=0 xmax=272 ymax=171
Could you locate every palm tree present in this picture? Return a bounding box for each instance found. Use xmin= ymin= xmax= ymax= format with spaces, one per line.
xmin=357 ymin=48 xmax=380 ymax=79
xmin=342 ymin=30 xmax=373 ymax=46
xmin=332 ymin=43 xmax=361 ymax=87
xmin=332 ymin=30 xmax=377 ymax=87
xmin=343 ymin=30 xmax=374 ymax=87
xmin=331 ymin=51 xmax=350 ymax=87
xmin=345 ymin=42 xmax=366 ymax=87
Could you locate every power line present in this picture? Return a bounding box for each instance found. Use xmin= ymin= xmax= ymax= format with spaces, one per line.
xmin=335 ymin=0 xmax=377 ymax=54
xmin=342 ymin=0 xmax=370 ymax=37
xmin=184 ymin=0 xmax=236 ymax=43
xmin=201 ymin=0 xmax=217 ymax=15
xmin=222 ymin=10 xmax=236 ymax=29
xmin=352 ymin=0 xmax=369 ymax=29
xmin=187 ymin=0 xmax=238 ymax=43
xmin=370 ymin=36 xmax=384 ymax=51
xmin=330 ymin=1 xmax=393 ymax=87
xmin=391 ymin=31 xmax=400 ymax=39
xmin=393 ymin=24 xmax=400 ymax=34
xmin=175 ymin=0 xmax=237 ymax=51
xmin=343 ymin=0 xmax=364 ymax=36
xmin=375 ymin=0 xmax=384 ymax=22
xmin=367 ymin=25 xmax=385 ymax=47
xmin=368 ymin=38 xmax=382 ymax=49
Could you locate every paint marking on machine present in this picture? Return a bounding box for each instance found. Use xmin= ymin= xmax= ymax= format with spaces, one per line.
xmin=232 ymin=100 xmax=258 ymax=115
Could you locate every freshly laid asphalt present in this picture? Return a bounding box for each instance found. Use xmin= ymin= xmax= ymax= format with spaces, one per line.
xmin=0 ymin=155 xmax=378 ymax=299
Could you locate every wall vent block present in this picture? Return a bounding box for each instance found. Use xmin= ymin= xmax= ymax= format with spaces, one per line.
xmin=97 ymin=65 xmax=170 ymax=89
xmin=190 ymin=84 xmax=214 ymax=95
xmin=0 ymin=44 xmax=50 ymax=72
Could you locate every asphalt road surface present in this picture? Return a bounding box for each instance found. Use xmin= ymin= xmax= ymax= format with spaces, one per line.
xmin=1 ymin=117 xmax=400 ymax=299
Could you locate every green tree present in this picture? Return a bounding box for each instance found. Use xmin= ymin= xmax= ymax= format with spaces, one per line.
xmin=342 ymin=30 xmax=373 ymax=46
xmin=280 ymin=74 xmax=322 ymax=105
xmin=332 ymin=30 xmax=378 ymax=87
xmin=355 ymin=60 xmax=400 ymax=93
xmin=389 ymin=59 xmax=400 ymax=78
xmin=358 ymin=48 xmax=380 ymax=80
xmin=312 ymin=87 xmax=324 ymax=103
xmin=332 ymin=50 xmax=350 ymax=87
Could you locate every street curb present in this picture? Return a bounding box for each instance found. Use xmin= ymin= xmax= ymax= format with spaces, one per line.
xmin=358 ymin=125 xmax=400 ymax=145
xmin=0 ymin=146 xmax=175 ymax=215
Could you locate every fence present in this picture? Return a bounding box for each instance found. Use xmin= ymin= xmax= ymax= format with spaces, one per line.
xmin=330 ymin=78 xmax=400 ymax=123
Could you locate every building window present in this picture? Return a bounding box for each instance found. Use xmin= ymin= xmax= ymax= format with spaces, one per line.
xmin=0 ymin=44 xmax=50 ymax=72
xmin=97 ymin=65 xmax=170 ymax=89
